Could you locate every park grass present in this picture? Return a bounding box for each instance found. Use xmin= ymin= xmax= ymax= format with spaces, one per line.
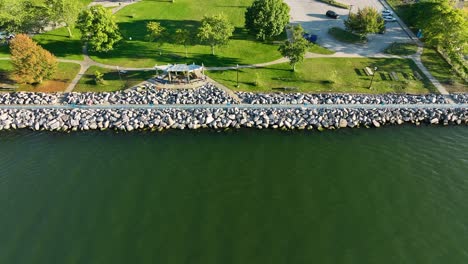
xmin=0 ymin=45 xmax=9 ymax=58
xmin=309 ymin=44 xmax=335 ymax=55
xmin=421 ymin=48 xmax=467 ymax=93
xmin=74 ymin=66 xmax=155 ymax=92
xmin=208 ymin=58 xmax=436 ymax=94
xmin=33 ymin=27 xmax=84 ymax=61
xmin=384 ymin=42 xmax=418 ymax=56
xmin=328 ymin=27 xmax=364 ymax=44
xmin=88 ymin=0 xmax=284 ymax=68
xmin=0 ymin=61 xmax=80 ymax=92
xmin=316 ymin=0 xmax=349 ymax=9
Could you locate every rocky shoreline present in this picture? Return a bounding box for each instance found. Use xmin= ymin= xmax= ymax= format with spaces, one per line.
xmin=1 ymin=83 xmax=467 ymax=106
xmin=0 ymin=107 xmax=466 ymax=132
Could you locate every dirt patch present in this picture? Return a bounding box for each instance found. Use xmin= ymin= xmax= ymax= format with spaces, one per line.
xmin=18 ymin=80 xmax=68 ymax=92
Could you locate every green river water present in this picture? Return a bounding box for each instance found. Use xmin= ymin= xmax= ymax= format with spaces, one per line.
xmin=0 ymin=126 xmax=467 ymax=264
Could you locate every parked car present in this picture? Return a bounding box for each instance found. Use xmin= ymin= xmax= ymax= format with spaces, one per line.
xmin=303 ymin=33 xmax=318 ymax=43
xmin=0 ymin=32 xmax=15 ymax=42
xmin=381 ymin=9 xmax=393 ymax=16
xmin=326 ymin=10 xmax=339 ymax=19
xmin=383 ymin=16 xmax=396 ymax=22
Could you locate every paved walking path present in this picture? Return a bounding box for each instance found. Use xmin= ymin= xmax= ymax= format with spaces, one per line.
xmin=0 ymin=103 xmax=466 ymax=111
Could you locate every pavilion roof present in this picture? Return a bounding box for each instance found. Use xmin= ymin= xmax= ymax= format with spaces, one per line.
xmin=156 ymin=64 xmax=203 ymax=72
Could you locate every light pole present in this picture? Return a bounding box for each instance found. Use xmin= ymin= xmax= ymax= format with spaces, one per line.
xmin=348 ymin=5 xmax=353 ymax=20
xmin=368 ymin=66 xmax=378 ymax=89
xmin=236 ymin=64 xmax=239 ymax=87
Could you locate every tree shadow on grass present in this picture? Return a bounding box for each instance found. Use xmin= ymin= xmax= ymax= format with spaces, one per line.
xmin=35 ymin=38 xmax=83 ymax=59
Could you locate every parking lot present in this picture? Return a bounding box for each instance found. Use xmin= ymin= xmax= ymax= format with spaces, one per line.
xmin=284 ymin=0 xmax=414 ymax=56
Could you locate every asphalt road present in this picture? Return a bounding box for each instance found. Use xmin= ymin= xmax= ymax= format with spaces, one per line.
xmin=283 ymin=0 xmax=413 ymax=56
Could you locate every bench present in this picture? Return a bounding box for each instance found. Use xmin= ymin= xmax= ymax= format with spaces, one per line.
xmin=413 ymin=70 xmax=423 ymax=80
xmin=0 ymin=84 xmax=17 ymax=92
xmin=364 ymin=67 xmax=374 ymax=76
xmin=389 ymin=71 xmax=399 ymax=81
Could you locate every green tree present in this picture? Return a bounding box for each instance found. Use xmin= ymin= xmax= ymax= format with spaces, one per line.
xmin=197 ymin=14 xmax=234 ymax=55
xmin=47 ymin=0 xmax=83 ymax=37
xmin=146 ymin=21 xmax=166 ymax=55
xmin=245 ymin=0 xmax=290 ymax=41
xmin=174 ymin=29 xmax=192 ymax=58
xmin=10 ymin=34 xmax=57 ymax=84
xmin=344 ymin=7 xmax=384 ymax=39
xmin=278 ymin=25 xmax=309 ymax=71
xmin=76 ymin=5 xmax=122 ymax=52
xmin=0 ymin=0 xmax=50 ymax=33
xmin=413 ymin=0 xmax=467 ymax=78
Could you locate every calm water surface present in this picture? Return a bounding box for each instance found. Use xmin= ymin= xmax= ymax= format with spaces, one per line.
xmin=0 ymin=127 xmax=467 ymax=264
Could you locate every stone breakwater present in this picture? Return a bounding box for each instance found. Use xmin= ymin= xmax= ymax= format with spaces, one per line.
xmin=0 ymin=92 xmax=58 ymax=105
xmin=0 ymin=107 xmax=466 ymax=131
xmin=453 ymin=94 xmax=468 ymax=104
xmin=235 ymin=92 xmax=449 ymax=105
xmin=65 ymin=83 xmax=236 ymax=105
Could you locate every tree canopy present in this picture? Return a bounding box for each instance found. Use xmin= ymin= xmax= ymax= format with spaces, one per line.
xmin=413 ymin=0 xmax=467 ymax=78
xmin=344 ymin=7 xmax=384 ymax=39
xmin=10 ymin=34 xmax=57 ymax=84
xmin=47 ymin=0 xmax=84 ymax=37
xmin=174 ymin=29 xmax=193 ymax=58
xmin=0 ymin=0 xmax=49 ymax=33
xmin=278 ymin=25 xmax=309 ymax=71
xmin=76 ymin=5 xmax=122 ymax=52
xmin=245 ymin=0 xmax=290 ymax=41
xmin=197 ymin=14 xmax=234 ymax=55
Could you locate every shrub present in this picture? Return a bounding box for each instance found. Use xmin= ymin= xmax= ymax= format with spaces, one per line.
xmin=94 ymin=70 xmax=105 ymax=85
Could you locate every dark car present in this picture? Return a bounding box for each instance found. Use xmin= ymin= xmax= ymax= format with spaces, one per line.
xmin=303 ymin=33 xmax=318 ymax=43
xmin=326 ymin=10 xmax=339 ymax=19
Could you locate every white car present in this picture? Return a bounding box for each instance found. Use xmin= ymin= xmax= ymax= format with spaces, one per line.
xmin=382 ymin=9 xmax=393 ymax=16
xmin=383 ymin=16 xmax=397 ymax=22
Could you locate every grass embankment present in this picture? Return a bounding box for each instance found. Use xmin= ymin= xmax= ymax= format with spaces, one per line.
xmin=208 ymin=58 xmax=436 ymax=94
xmin=309 ymin=44 xmax=335 ymax=55
xmin=88 ymin=0 xmax=284 ymax=68
xmin=384 ymin=42 xmax=418 ymax=56
xmin=316 ymin=0 xmax=349 ymax=9
xmin=328 ymin=27 xmax=364 ymax=44
xmin=74 ymin=66 xmax=155 ymax=92
xmin=421 ymin=48 xmax=467 ymax=93
xmin=0 ymin=60 xmax=81 ymax=92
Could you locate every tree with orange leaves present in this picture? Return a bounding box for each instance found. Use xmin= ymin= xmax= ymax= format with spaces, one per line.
xmin=10 ymin=34 xmax=57 ymax=84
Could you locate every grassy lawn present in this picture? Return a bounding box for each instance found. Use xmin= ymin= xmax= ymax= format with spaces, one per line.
xmin=309 ymin=44 xmax=335 ymax=55
xmin=384 ymin=42 xmax=418 ymax=56
xmin=328 ymin=27 xmax=364 ymax=44
xmin=33 ymin=27 xmax=84 ymax=61
xmin=421 ymin=48 xmax=467 ymax=93
xmin=208 ymin=58 xmax=436 ymax=94
xmin=88 ymin=0 xmax=284 ymax=68
xmin=74 ymin=66 xmax=155 ymax=92
xmin=0 ymin=45 xmax=9 ymax=58
xmin=0 ymin=61 xmax=81 ymax=92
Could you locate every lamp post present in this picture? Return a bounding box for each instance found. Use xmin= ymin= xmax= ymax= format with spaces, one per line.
xmin=348 ymin=5 xmax=353 ymax=20
xmin=368 ymin=66 xmax=378 ymax=89
xmin=236 ymin=64 xmax=239 ymax=87
xmin=117 ymin=66 xmax=122 ymax=82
